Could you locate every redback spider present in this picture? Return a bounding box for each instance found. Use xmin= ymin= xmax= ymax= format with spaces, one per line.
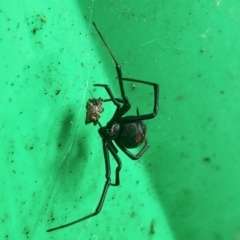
xmin=47 ymin=22 xmax=159 ymax=232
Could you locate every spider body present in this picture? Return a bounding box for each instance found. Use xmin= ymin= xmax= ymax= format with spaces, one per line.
xmin=99 ymin=121 xmax=121 ymax=140
xmin=99 ymin=117 xmax=146 ymax=150
xmin=114 ymin=119 xmax=147 ymax=149
xmin=47 ymin=22 xmax=159 ymax=233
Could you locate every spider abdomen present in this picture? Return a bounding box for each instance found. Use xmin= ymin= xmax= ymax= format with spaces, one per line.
xmin=117 ymin=120 xmax=147 ymax=149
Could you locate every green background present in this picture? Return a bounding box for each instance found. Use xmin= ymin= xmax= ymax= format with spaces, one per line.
xmin=1 ymin=0 xmax=240 ymax=240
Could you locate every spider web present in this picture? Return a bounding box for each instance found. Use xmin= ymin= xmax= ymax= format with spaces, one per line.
xmin=33 ymin=2 xmax=98 ymax=237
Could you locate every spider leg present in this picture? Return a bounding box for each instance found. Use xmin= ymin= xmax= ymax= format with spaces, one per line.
xmin=116 ymin=141 xmax=149 ymax=160
xmin=108 ymin=141 xmax=122 ymax=186
xmin=92 ymin=22 xmax=124 ymax=92
xmin=121 ymin=78 xmax=159 ymax=122
xmin=94 ymin=84 xmax=121 ymax=109
xmin=93 ymin=22 xmax=159 ymax=121
xmin=93 ymin=83 xmax=130 ymax=124
xmin=104 ymin=98 xmax=124 ymax=104
xmin=46 ymin=140 xmax=121 ymax=232
xmin=92 ymin=22 xmax=129 ymax=115
xmin=92 ymin=22 xmax=120 ymax=77
xmin=47 ymin=141 xmax=111 ymax=232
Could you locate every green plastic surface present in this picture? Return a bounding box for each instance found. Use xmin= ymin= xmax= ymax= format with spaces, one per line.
xmin=1 ymin=0 xmax=240 ymax=240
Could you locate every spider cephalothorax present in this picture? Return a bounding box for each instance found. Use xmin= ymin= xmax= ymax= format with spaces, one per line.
xmin=47 ymin=22 xmax=159 ymax=233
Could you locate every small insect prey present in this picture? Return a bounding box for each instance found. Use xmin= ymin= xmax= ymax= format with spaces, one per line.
xmin=85 ymin=98 xmax=104 ymax=125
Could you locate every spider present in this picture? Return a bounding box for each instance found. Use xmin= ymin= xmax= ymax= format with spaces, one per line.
xmin=47 ymin=22 xmax=159 ymax=232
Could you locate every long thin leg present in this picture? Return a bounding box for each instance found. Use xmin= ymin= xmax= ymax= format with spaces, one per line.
xmin=94 ymin=86 xmax=129 ymax=106
xmin=93 ymin=83 xmax=131 ymax=124
xmin=108 ymin=141 xmax=122 ymax=186
xmin=92 ymin=22 xmax=126 ymax=99
xmin=46 ymin=140 xmax=112 ymax=232
xmin=92 ymin=22 xmax=159 ymax=123
xmin=116 ymin=139 xmax=149 ymax=160
xmin=94 ymin=84 xmax=121 ymax=109
xmin=103 ymin=98 xmax=124 ymax=104
xmin=122 ymin=78 xmax=159 ymax=122
xmin=92 ymin=22 xmax=129 ymax=119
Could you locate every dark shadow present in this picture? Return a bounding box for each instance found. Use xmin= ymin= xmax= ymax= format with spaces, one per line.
xmin=53 ymin=105 xmax=89 ymax=184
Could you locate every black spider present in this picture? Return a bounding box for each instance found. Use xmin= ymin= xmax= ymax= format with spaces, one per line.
xmin=47 ymin=22 xmax=159 ymax=232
